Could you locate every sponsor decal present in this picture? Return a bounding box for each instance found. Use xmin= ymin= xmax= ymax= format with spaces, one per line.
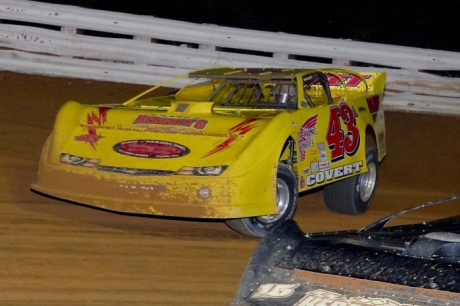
xmin=252 ymin=287 xmax=419 ymax=306
xmin=319 ymin=161 xmax=330 ymax=170
xmin=319 ymin=150 xmax=327 ymax=162
xmin=133 ymin=114 xmax=208 ymax=129
xmin=302 ymin=168 xmax=310 ymax=174
xmin=75 ymin=107 xmax=111 ymax=150
xmin=307 ymin=161 xmax=363 ymax=187
xmin=310 ymin=162 xmax=319 ymax=173
xmin=317 ymin=142 xmax=325 ymax=150
xmin=300 ymin=176 xmax=305 ymax=189
xmin=113 ymin=140 xmax=190 ymax=158
xmin=299 ymin=115 xmax=319 ymax=161
xmin=202 ymin=118 xmax=258 ymax=158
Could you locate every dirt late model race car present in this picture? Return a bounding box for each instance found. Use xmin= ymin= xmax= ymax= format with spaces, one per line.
xmin=231 ymin=194 xmax=460 ymax=306
xmin=31 ymin=67 xmax=386 ymax=237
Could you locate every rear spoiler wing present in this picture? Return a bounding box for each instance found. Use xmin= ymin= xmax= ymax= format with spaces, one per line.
xmin=319 ymin=68 xmax=386 ymax=95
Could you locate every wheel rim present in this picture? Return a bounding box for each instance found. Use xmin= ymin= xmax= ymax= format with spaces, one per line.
xmin=358 ymin=162 xmax=377 ymax=202
xmin=256 ymin=178 xmax=290 ymax=224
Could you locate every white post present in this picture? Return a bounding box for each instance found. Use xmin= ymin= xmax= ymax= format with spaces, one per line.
xmin=60 ymin=26 xmax=79 ymax=34
xmin=273 ymin=52 xmax=291 ymax=60
xmin=199 ymin=44 xmax=216 ymax=51
xmin=133 ymin=36 xmax=151 ymax=42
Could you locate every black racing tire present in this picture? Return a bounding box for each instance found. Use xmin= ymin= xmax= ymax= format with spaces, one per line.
xmin=323 ymin=144 xmax=379 ymax=215
xmin=225 ymin=163 xmax=298 ymax=237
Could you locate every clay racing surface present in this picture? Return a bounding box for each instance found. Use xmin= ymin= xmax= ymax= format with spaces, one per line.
xmin=0 ymin=71 xmax=459 ymax=305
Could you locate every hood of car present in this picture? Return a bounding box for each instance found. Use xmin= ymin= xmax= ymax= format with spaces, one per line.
xmin=54 ymin=100 xmax=284 ymax=174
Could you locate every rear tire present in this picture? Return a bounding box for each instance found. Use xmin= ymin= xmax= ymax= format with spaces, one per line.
xmin=225 ymin=163 xmax=298 ymax=237
xmin=323 ymin=143 xmax=378 ymax=215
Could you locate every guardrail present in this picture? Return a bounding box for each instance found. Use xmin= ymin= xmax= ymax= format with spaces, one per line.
xmin=1 ymin=0 xmax=460 ymax=115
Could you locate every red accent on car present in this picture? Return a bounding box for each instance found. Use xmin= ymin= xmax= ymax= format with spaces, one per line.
xmin=327 ymin=74 xmax=342 ymax=86
xmin=203 ymin=118 xmax=258 ymax=158
xmin=74 ymin=134 xmax=105 ymax=146
xmin=75 ymin=107 xmax=111 ymax=150
xmin=366 ymin=95 xmax=380 ymax=113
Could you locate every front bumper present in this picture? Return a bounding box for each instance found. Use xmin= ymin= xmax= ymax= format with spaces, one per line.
xmin=31 ymin=162 xmax=277 ymax=219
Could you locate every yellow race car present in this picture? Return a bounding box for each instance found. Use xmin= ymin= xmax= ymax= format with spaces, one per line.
xmin=31 ymin=67 xmax=386 ymax=237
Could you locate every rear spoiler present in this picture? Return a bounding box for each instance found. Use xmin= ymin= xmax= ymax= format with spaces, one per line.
xmin=319 ymin=68 xmax=386 ymax=95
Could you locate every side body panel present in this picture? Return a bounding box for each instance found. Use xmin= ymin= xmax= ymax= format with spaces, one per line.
xmin=293 ymin=71 xmax=386 ymax=192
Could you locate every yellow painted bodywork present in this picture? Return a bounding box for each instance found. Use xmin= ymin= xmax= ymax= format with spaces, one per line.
xmin=32 ymin=67 xmax=386 ymax=219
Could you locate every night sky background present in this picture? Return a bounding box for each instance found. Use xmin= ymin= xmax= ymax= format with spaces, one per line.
xmin=34 ymin=0 xmax=460 ymax=53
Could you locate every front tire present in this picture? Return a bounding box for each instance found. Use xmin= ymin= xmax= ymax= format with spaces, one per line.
xmin=323 ymin=144 xmax=379 ymax=215
xmin=225 ymin=163 xmax=298 ymax=237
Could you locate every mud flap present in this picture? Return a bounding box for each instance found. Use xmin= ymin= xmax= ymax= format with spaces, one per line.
xmin=231 ymin=220 xmax=460 ymax=306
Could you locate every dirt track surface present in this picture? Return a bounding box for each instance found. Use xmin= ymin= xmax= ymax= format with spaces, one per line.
xmin=0 ymin=71 xmax=459 ymax=305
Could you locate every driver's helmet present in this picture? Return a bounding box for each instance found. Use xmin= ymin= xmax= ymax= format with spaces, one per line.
xmin=272 ymin=84 xmax=297 ymax=104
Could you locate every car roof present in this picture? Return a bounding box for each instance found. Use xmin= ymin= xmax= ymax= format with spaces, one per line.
xmin=188 ymin=67 xmax=319 ymax=80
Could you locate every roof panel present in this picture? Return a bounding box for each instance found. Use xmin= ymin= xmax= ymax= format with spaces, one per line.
xmin=188 ymin=67 xmax=318 ymax=79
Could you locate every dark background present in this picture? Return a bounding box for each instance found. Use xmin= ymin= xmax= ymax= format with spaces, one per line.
xmin=33 ymin=0 xmax=460 ymax=53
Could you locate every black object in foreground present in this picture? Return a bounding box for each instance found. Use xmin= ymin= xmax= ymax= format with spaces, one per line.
xmin=232 ymin=195 xmax=460 ymax=306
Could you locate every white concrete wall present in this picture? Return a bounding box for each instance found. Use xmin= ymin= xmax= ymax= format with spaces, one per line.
xmin=1 ymin=0 xmax=460 ymax=115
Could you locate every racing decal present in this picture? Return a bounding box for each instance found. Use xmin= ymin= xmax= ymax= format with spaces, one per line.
xmin=326 ymin=103 xmax=360 ymax=162
xmin=113 ymin=140 xmax=190 ymax=158
xmin=300 ymin=176 xmax=305 ymax=189
xmin=75 ymin=107 xmax=111 ymax=150
xmin=297 ymin=289 xmax=420 ymax=306
xmin=202 ymin=118 xmax=258 ymax=158
xmin=307 ymin=161 xmax=362 ymax=187
xmin=133 ymin=115 xmax=208 ymax=130
xmin=328 ymin=73 xmax=372 ymax=87
xmin=252 ymin=287 xmax=419 ymax=306
xmin=252 ymin=284 xmax=300 ymax=299
xmin=299 ymin=115 xmax=318 ymax=161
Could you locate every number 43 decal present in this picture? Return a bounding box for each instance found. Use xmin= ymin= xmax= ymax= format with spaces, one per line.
xmin=326 ymin=103 xmax=360 ymax=162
